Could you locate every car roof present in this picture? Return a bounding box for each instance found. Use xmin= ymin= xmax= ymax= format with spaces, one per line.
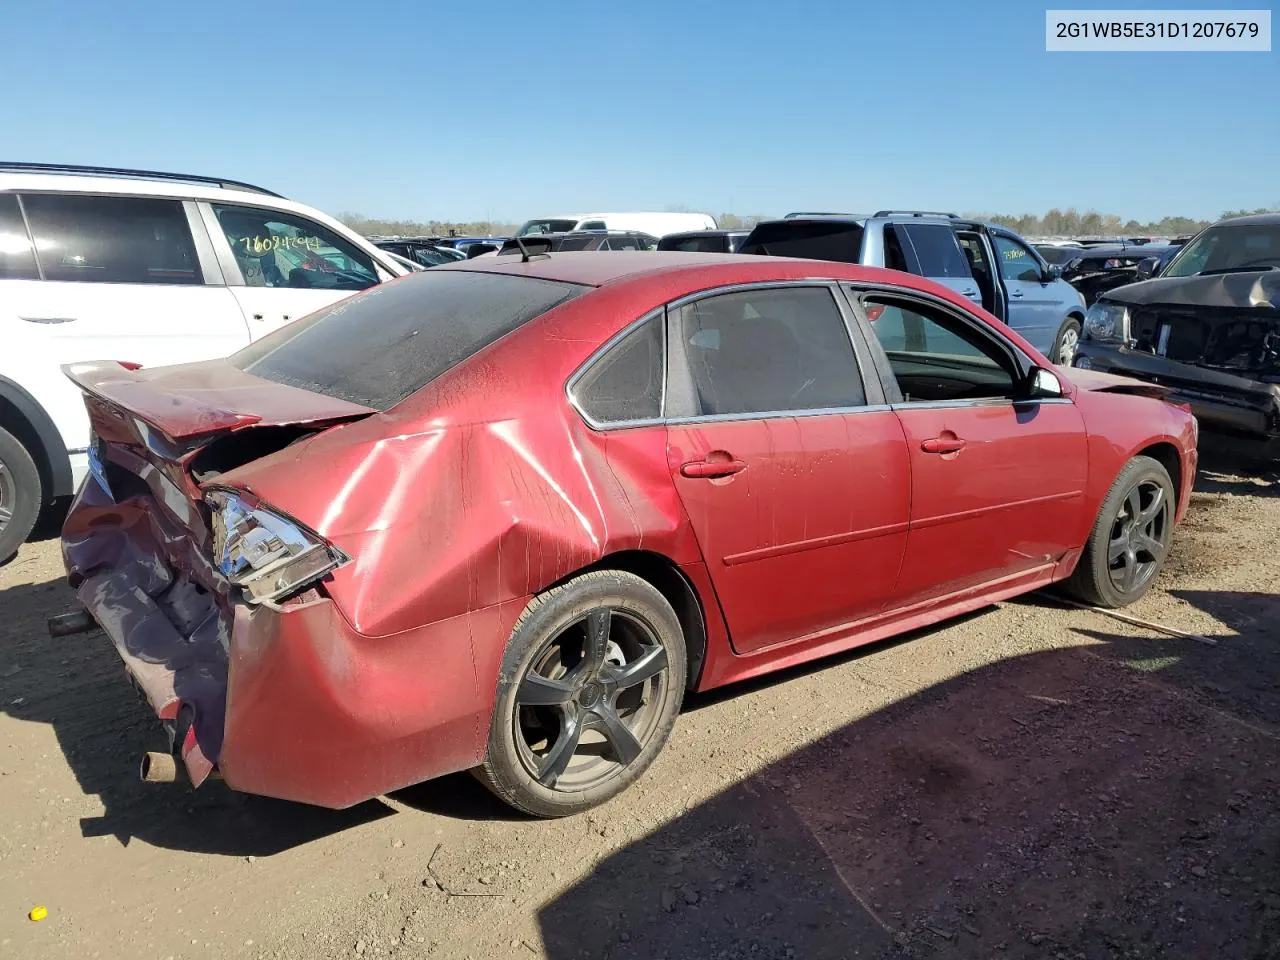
xmin=0 ymin=170 xmax=367 ymax=227
xmin=1216 ymin=213 xmax=1280 ymax=226
xmin=663 ymin=229 xmax=749 ymax=238
xmin=437 ymin=250 xmax=937 ymax=292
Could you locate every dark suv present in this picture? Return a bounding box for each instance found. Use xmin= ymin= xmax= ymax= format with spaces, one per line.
xmin=1075 ymin=213 xmax=1280 ymax=457
xmin=739 ymin=212 xmax=1087 ymax=364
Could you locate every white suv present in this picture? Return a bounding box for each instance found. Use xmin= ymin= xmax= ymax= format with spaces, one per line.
xmin=0 ymin=162 xmax=408 ymax=559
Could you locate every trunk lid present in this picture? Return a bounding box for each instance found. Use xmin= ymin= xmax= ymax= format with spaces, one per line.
xmin=64 ymin=358 xmax=376 ymax=443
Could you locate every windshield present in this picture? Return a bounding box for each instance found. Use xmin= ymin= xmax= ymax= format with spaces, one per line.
xmin=517 ymin=218 xmax=579 ymax=237
xmin=232 ymin=270 xmax=586 ymax=410
xmin=1163 ymin=223 xmax=1280 ymax=277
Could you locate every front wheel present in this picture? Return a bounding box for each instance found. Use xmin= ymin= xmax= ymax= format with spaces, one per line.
xmin=1052 ymin=317 xmax=1082 ymax=366
xmin=0 ymin=426 xmax=41 ymax=563
xmin=1064 ymin=455 xmax=1174 ymax=608
xmin=476 ymin=570 xmax=687 ymax=817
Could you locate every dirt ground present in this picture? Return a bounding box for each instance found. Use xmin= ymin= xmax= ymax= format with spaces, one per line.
xmin=1 ymin=459 xmax=1277 ymax=960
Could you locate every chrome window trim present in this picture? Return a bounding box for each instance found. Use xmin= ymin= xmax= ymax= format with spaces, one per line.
xmin=568 ymin=279 xmax=899 ymax=432
xmin=666 ymin=403 xmax=892 ymax=426
xmin=889 ymin=397 xmax=1074 ymax=412
xmin=664 ymin=280 xmax=873 ymax=422
xmin=565 ymin=307 xmax=667 ymax=431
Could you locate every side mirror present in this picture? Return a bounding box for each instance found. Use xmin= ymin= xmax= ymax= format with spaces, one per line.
xmin=1026 ymin=367 xmax=1065 ymax=398
xmin=1042 ymin=263 xmax=1063 ymax=282
xmin=1135 ymin=257 xmax=1159 ymax=280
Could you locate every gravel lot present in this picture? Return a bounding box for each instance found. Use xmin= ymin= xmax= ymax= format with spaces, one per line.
xmin=1 ymin=459 xmax=1277 ymax=960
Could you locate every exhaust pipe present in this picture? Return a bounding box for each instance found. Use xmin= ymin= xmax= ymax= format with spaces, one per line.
xmin=47 ymin=610 xmax=96 ymax=638
xmin=139 ymin=752 xmax=179 ymax=783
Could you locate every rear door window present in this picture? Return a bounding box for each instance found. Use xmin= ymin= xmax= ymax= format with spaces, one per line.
xmin=898 ymin=223 xmax=971 ymax=278
xmin=22 ymin=194 xmax=203 ymax=285
xmin=0 ymin=194 xmax=38 ymax=280
xmin=670 ymin=286 xmax=865 ymax=416
xmin=212 ymin=204 xmax=378 ymax=291
xmin=232 ymin=270 xmax=585 ymax=410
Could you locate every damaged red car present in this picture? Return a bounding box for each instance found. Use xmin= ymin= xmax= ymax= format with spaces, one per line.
xmin=60 ymin=251 xmax=1198 ymax=817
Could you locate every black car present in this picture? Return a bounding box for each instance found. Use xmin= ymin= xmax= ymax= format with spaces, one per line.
xmin=497 ymin=230 xmax=658 ymax=254
xmin=656 ymin=229 xmax=751 ymax=253
xmin=1075 ymin=214 xmax=1280 ymax=457
xmin=1038 ymin=240 xmax=1186 ymax=306
xmin=372 ymin=238 xmax=465 ymax=267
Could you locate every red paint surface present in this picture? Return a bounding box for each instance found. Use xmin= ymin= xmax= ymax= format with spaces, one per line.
xmin=62 ymin=254 xmax=1199 ymax=807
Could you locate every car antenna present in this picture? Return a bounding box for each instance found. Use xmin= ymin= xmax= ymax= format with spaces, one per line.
xmin=511 ymin=236 xmax=550 ymax=263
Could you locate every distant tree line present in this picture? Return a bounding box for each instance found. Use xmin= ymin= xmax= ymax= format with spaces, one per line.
xmin=971 ymin=206 xmax=1279 ymax=237
xmin=340 ymin=206 xmax=1277 ymax=239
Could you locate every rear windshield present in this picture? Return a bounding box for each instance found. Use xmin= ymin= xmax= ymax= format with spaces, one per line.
xmin=231 ymin=270 xmax=586 ymax=410
xmin=738 ymin=221 xmax=865 ymax=262
xmin=517 ymin=218 xmax=579 ymax=237
xmin=658 ymin=235 xmax=727 ymax=253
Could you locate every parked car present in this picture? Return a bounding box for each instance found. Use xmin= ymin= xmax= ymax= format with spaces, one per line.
xmin=739 ymin=212 xmax=1088 ymax=364
xmin=1037 ymin=241 xmax=1182 ymax=306
xmin=60 ymin=250 xmax=1195 ymax=816
xmin=0 ymin=161 xmax=409 ymax=560
xmin=382 ymin=250 xmax=427 ymax=272
xmin=657 ymin=229 xmax=751 ymax=253
xmin=1075 ymin=213 xmax=1280 ymax=457
xmin=372 ymin=238 xmax=466 ymax=267
xmin=498 ymin=231 xmax=658 ymax=254
xmin=515 ymin=212 xmax=715 ymax=238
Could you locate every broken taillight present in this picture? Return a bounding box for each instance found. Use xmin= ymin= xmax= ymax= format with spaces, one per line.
xmin=205 ymin=490 xmax=348 ymax=604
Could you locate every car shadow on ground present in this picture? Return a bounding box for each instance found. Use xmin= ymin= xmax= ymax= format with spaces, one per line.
xmin=1195 ymin=446 xmax=1280 ymax=498
xmin=538 ymin=604 xmax=1279 ymax=959
xmin=0 ymin=575 xmax=395 ymax=856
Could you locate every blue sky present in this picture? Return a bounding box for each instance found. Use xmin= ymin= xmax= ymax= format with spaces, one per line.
xmin=3 ymin=0 xmax=1275 ymax=223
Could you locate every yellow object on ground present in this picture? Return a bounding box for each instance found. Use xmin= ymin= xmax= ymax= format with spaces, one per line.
xmin=28 ymin=906 xmax=48 ymax=922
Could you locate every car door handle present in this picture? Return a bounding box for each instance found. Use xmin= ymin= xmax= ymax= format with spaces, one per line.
xmin=960 ymin=288 xmax=980 ymax=298
xmin=1009 ymin=290 xmax=1025 ymax=298
xmin=921 ymin=437 xmax=967 ymax=454
xmin=680 ymin=457 xmax=747 ymax=479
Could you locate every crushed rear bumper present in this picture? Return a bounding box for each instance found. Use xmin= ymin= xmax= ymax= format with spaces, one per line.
xmin=63 ymin=471 xmax=526 ymax=808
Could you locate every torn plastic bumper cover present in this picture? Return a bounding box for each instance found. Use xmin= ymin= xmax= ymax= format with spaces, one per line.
xmin=65 ymin=475 xmax=230 ymax=787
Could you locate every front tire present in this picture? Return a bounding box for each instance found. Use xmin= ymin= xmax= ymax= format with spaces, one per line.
xmin=476 ymin=570 xmax=687 ymax=818
xmin=1052 ymin=317 xmax=1082 ymax=366
xmin=0 ymin=427 xmax=41 ymax=563
xmin=1064 ymin=455 xmax=1174 ymax=608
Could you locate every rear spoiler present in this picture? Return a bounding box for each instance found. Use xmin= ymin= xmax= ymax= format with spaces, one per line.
xmin=63 ymin=360 xmax=375 ymax=442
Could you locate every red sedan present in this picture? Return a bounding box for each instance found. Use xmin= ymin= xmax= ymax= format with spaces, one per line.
xmin=60 ymin=252 xmax=1197 ymax=817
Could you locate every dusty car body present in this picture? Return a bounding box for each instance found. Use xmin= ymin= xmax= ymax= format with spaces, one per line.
xmin=61 ymin=253 xmax=1197 ymax=814
xmin=1076 ymin=215 xmax=1280 ymax=457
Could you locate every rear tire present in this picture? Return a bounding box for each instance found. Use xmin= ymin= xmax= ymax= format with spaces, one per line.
xmin=0 ymin=426 xmax=41 ymax=563
xmin=1052 ymin=317 xmax=1082 ymax=366
xmin=476 ymin=570 xmax=686 ymax=818
xmin=1064 ymin=455 xmax=1174 ymax=608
